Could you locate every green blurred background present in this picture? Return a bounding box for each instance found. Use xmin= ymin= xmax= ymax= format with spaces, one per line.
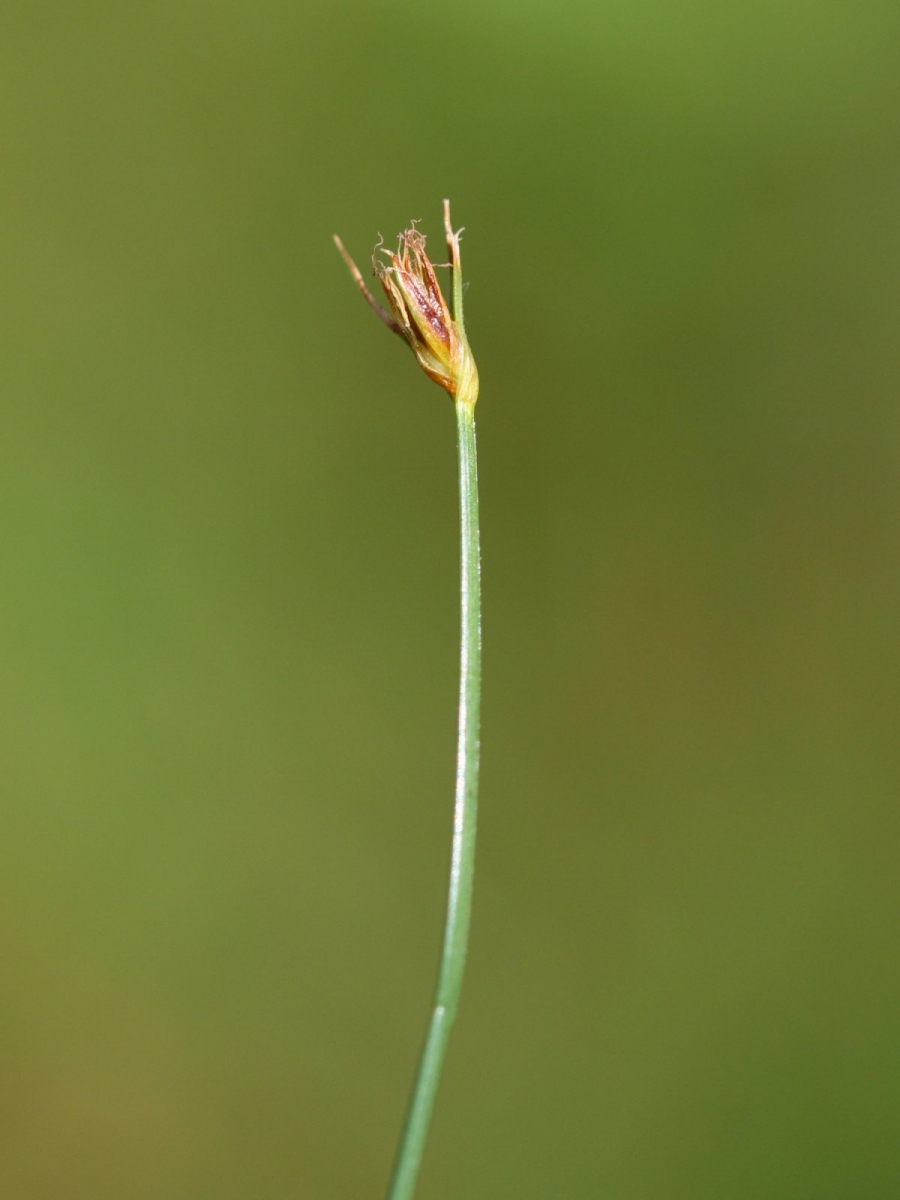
xmin=3 ymin=1 xmax=900 ymax=1196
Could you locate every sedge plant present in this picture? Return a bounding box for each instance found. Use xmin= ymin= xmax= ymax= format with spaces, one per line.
xmin=334 ymin=201 xmax=481 ymax=1200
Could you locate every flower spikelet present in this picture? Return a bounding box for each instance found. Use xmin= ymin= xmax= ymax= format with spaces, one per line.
xmin=334 ymin=201 xmax=478 ymax=407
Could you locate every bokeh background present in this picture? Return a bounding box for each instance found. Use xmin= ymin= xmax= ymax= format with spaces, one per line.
xmin=3 ymin=1 xmax=900 ymax=1196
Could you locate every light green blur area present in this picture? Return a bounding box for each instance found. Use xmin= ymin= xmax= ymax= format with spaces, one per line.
xmin=2 ymin=2 xmax=899 ymax=1196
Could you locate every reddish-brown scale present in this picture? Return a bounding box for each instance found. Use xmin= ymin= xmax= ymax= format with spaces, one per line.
xmin=400 ymin=273 xmax=452 ymax=349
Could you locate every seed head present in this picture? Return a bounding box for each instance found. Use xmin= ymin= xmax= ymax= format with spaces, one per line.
xmin=334 ymin=201 xmax=478 ymax=408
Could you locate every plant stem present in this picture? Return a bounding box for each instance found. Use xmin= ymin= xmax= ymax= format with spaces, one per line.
xmin=385 ymin=398 xmax=482 ymax=1200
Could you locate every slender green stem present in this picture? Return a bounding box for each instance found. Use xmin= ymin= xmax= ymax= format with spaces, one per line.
xmin=385 ymin=399 xmax=482 ymax=1200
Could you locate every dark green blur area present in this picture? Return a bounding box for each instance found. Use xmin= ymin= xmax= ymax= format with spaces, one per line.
xmin=2 ymin=0 xmax=900 ymax=1195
